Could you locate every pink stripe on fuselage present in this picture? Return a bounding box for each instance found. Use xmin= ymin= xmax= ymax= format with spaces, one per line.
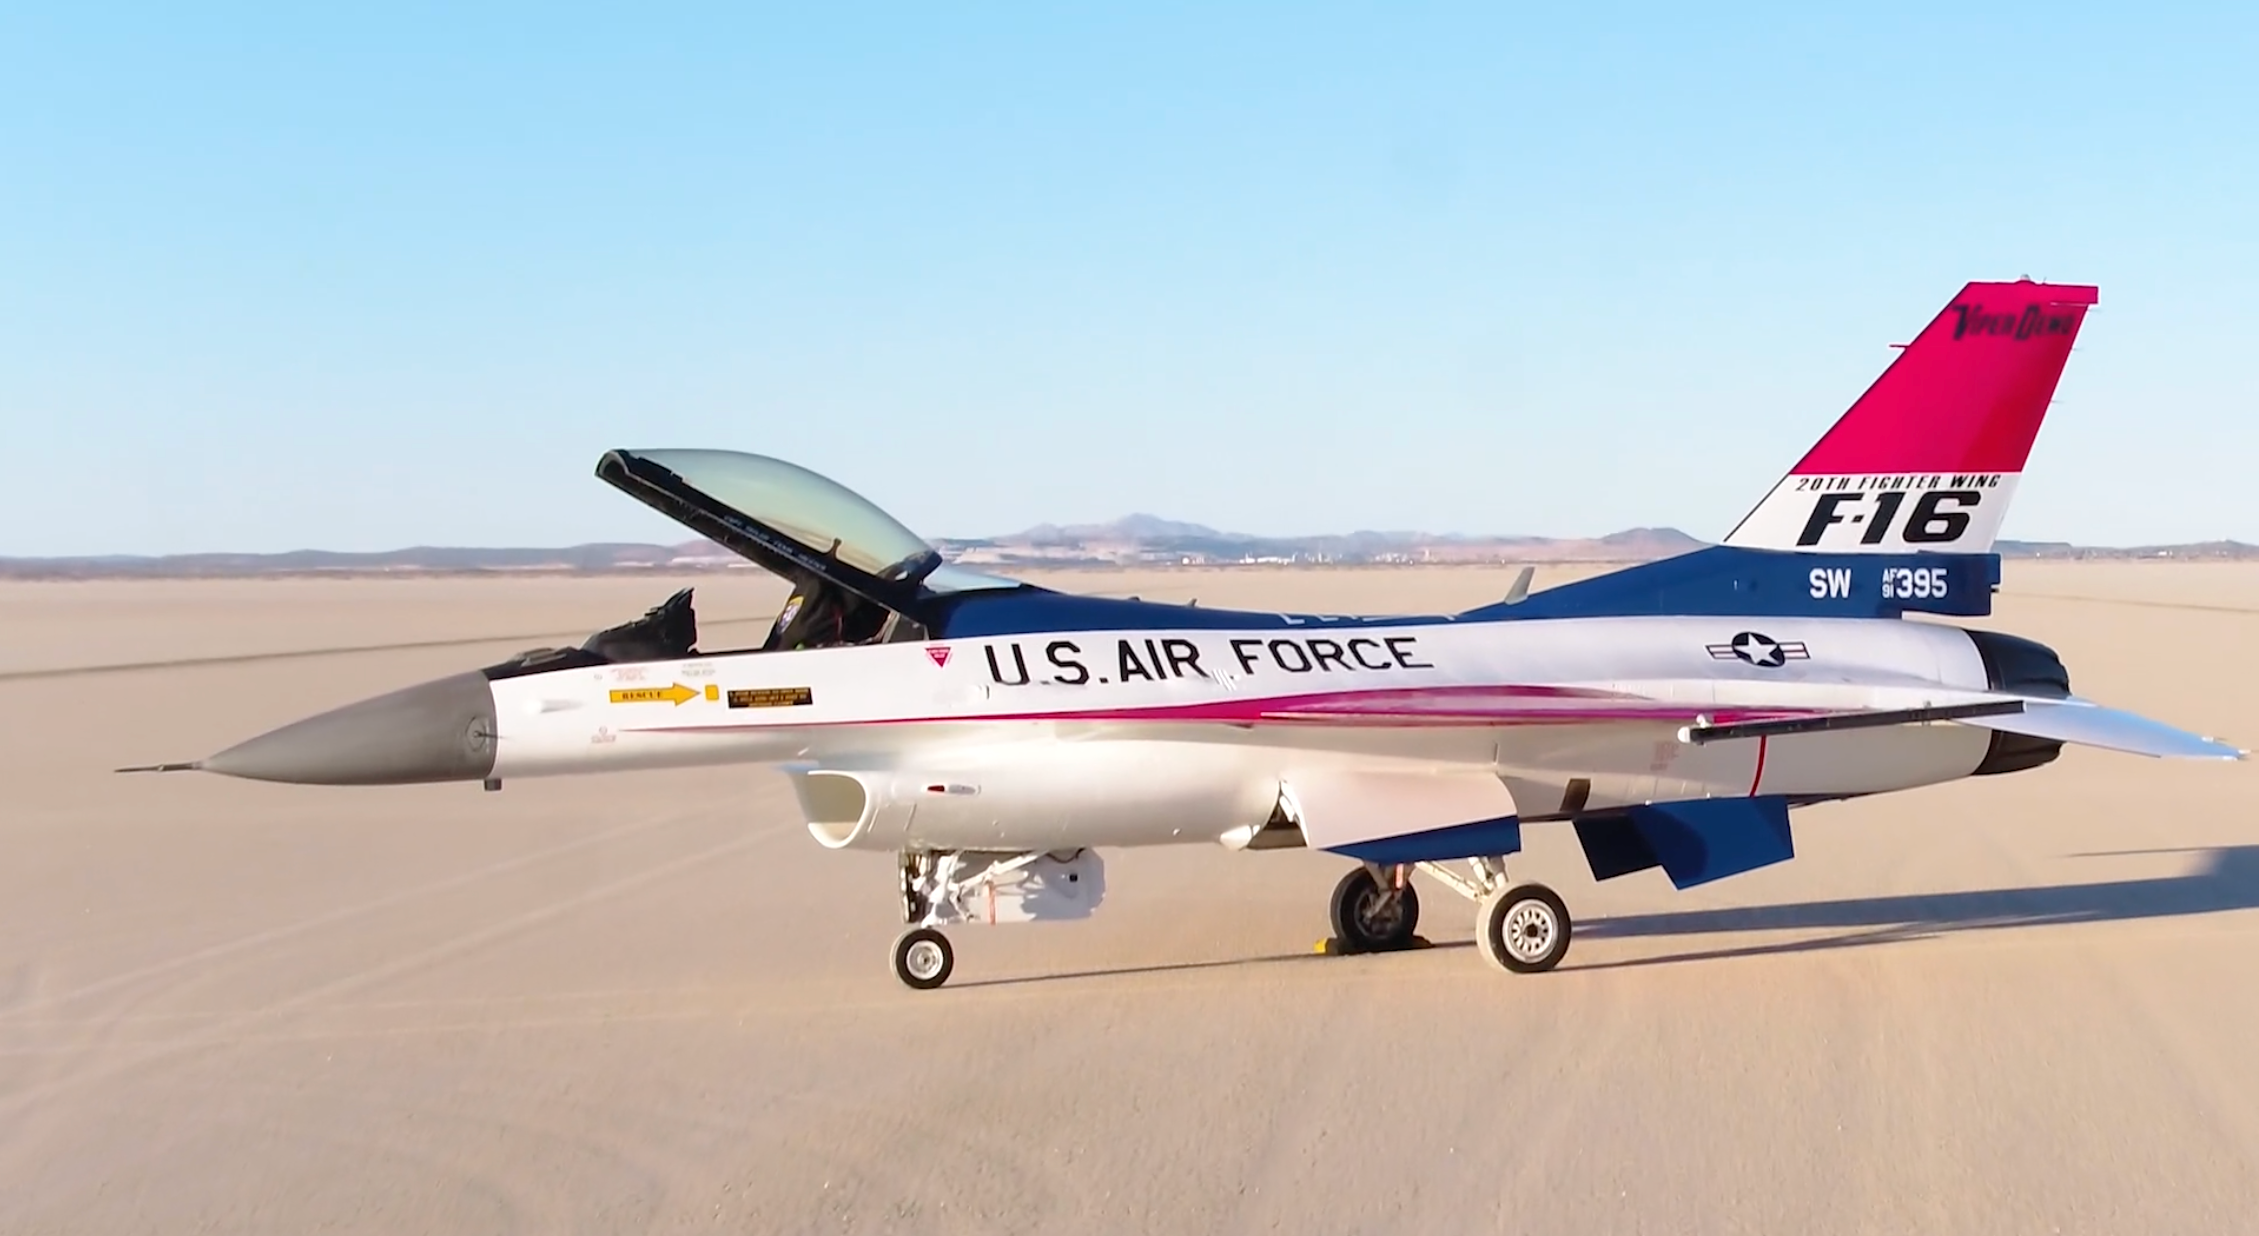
xmin=631 ymin=682 xmax=1822 ymax=733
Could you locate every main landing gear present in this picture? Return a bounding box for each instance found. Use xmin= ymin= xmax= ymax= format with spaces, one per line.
xmin=1476 ymin=881 xmax=1571 ymax=974
xmin=1330 ymin=858 xmax=1571 ymax=974
xmin=1327 ymin=865 xmax=1422 ymax=953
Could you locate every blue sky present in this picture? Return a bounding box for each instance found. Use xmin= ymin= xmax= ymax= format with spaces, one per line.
xmin=4 ymin=3 xmax=2253 ymax=554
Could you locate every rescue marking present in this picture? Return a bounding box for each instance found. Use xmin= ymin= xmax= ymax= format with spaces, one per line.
xmin=608 ymin=683 xmax=701 ymax=706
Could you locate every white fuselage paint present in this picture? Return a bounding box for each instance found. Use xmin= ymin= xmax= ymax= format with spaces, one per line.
xmin=485 ymin=614 xmax=2005 ymax=853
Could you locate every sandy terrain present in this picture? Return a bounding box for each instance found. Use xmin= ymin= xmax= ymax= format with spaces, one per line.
xmin=2 ymin=563 xmax=2256 ymax=1234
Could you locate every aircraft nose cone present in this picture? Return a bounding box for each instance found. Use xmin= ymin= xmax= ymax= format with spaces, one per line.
xmin=200 ymin=671 xmax=499 ymax=786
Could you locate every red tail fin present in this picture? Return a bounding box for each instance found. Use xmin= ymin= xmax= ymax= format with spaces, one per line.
xmin=1724 ymin=280 xmax=2098 ymax=553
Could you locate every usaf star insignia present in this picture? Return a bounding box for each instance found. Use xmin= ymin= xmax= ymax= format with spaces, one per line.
xmin=1706 ymin=631 xmax=1810 ymax=668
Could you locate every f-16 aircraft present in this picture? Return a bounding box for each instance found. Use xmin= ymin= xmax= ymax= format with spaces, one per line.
xmin=129 ymin=280 xmax=2245 ymax=989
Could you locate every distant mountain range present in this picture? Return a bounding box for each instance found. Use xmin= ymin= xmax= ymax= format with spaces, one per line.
xmin=3 ymin=517 xmax=2254 ymax=579
xmin=933 ymin=515 xmax=1709 ymax=568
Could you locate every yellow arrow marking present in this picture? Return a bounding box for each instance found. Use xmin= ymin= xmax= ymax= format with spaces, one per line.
xmin=608 ymin=683 xmax=700 ymax=706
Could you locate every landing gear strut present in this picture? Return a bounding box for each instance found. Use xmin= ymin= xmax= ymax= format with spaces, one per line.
xmin=1334 ymin=857 xmax=1572 ymax=975
xmin=887 ymin=849 xmax=1105 ymax=990
xmin=892 ymin=850 xmax=983 ymax=991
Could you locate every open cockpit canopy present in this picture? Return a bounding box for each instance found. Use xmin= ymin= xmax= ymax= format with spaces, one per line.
xmin=594 ymin=449 xmax=1027 ymax=652
xmin=603 ymin=448 xmax=937 ymax=583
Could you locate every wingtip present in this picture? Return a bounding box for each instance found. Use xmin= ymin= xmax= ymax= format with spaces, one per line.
xmin=2195 ymin=734 xmax=2248 ymax=760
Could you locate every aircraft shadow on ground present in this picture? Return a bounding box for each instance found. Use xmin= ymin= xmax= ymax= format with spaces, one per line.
xmin=953 ymin=951 xmax=1330 ymax=990
xmin=959 ymin=847 xmax=2259 ymax=988
xmin=1571 ymin=844 xmax=2259 ymax=971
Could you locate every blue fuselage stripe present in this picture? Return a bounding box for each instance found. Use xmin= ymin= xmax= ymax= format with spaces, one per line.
xmin=928 ymin=547 xmax=2000 ymax=639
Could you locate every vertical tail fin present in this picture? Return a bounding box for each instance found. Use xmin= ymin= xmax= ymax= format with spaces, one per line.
xmin=1722 ymin=279 xmax=2098 ymax=553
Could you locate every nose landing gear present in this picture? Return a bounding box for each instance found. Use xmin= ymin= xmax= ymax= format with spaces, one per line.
xmin=890 ymin=850 xmax=979 ymax=991
xmin=886 ymin=848 xmax=1108 ymax=990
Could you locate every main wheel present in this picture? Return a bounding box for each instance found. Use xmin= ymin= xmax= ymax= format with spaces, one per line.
xmin=891 ymin=927 xmax=954 ymax=990
xmin=1478 ymin=883 xmax=1571 ymax=974
xmin=1328 ymin=866 xmax=1421 ymax=953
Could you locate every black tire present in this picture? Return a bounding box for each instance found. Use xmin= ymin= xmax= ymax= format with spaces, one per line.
xmin=891 ymin=927 xmax=954 ymax=990
xmin=1328 ymin=867 xmax=1421 ymax=953
xmin=1478 ymin=882 xmax=1571 ymax=974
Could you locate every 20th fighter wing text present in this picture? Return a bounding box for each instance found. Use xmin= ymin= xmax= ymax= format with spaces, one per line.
xmin=982 ymin=635 xmax=1434 ymax=686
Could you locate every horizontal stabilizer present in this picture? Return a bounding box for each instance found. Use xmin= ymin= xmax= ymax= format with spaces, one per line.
xmin=1958 ymin=699 xmax=2245 ymax=760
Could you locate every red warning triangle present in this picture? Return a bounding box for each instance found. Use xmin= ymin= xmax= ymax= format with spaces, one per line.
xmin=924 ymin=646 xmax=952 ymax=668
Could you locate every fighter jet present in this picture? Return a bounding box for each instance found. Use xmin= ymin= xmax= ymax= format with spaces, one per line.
xmin=129 ymin=280 xmax=2244 ymax=989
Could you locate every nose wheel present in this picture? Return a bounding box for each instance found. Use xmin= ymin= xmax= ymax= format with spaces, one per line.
xmin=891 ymin=927 xmax=954 ymax=990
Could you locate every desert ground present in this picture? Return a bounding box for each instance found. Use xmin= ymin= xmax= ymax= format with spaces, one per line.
xmin=2 ymin=562 xmax=2256 ymax=1234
